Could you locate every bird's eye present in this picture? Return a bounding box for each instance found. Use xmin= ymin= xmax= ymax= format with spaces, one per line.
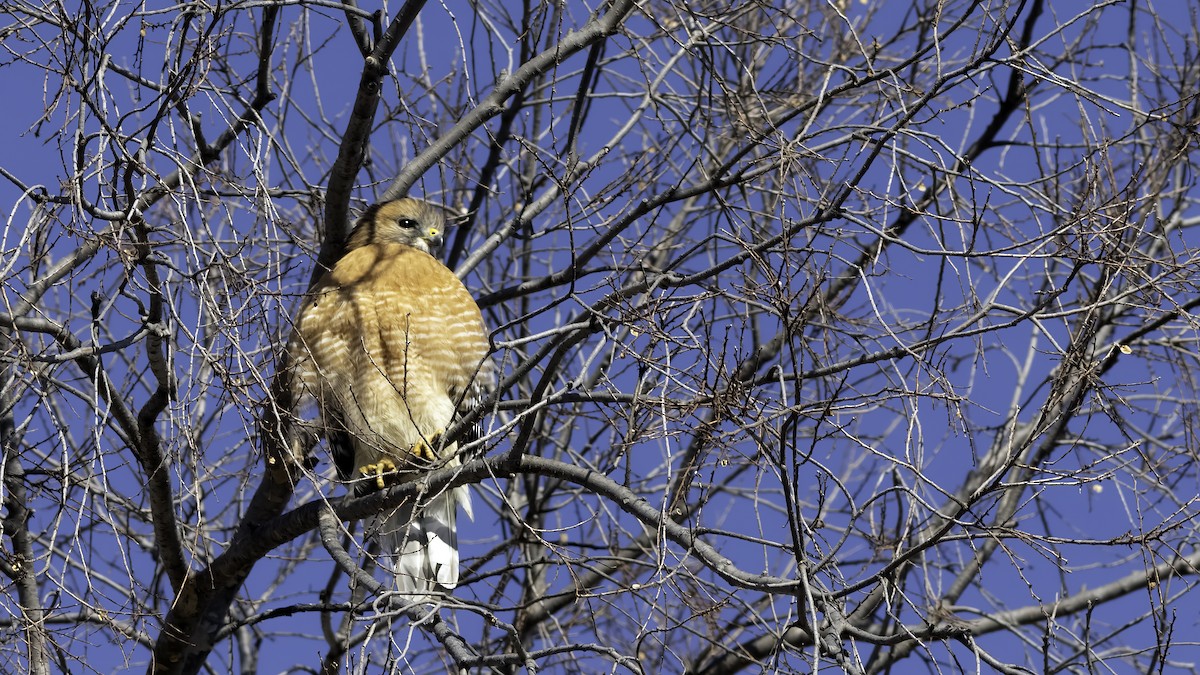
xmin=397 ymin=218 xmax=418 ymax=229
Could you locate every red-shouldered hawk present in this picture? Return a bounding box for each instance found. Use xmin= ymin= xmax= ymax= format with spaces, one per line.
xmin=287 ymin=198 xmax=491 ymax=597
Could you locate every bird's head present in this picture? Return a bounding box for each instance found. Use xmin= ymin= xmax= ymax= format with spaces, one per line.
xmin=346 ymin=198 xmax=451 ymax=257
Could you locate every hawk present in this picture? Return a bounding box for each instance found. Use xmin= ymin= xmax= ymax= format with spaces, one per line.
xmin=287 ymin=198 xmax=491 ymax=597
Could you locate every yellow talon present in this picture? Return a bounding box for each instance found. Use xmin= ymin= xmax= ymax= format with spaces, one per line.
xmin=361 ymin=458 xmax=398 ymax=490
xmin=411 ymin=433 xmax=442 ymax=464
xmin=358 ymin=432 xmax=444 ymax=489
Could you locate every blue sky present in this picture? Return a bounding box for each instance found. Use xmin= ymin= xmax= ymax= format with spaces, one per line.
xmin=2 ymin=0 xmax=1200 ymax=673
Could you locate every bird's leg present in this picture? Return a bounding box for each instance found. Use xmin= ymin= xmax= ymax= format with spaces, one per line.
xmin=359 ymin=458 xmax=399 ymax=490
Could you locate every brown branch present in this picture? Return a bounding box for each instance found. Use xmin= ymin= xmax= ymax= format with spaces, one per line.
xmin=130 ymin=219 xmax=188 ymax=593
xmin=0 ymin=344 xmax=49 ymax=675
xmin=315 ymin=0 xmax=430 ymax=287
